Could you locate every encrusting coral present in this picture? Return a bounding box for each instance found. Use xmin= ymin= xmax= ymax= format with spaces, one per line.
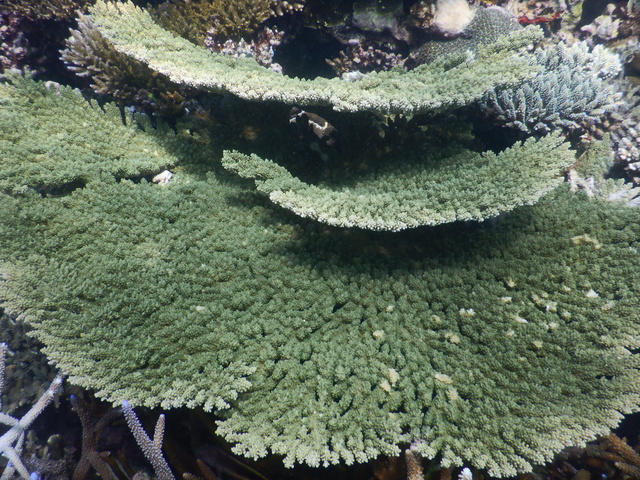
xmin=1 ymin=1 xmax=640 ymax=478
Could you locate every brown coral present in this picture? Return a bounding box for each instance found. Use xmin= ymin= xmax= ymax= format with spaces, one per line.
xmin=149 ymin=0 xmax=304 ymax=45
xmin=327 ymin=40 xmax=405 ymax=75
xmin=548 ymin=434 xmax=640 ymax=480
xmin=61 ymin=12 xmax=194 ymax=116
xmin=0 ymin=0 xmax=92 ymax=21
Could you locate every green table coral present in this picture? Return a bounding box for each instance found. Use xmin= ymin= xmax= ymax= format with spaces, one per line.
xmin=1 ymin=76 xmax=640 ymax=476
xmin=1 ymin=4 xmax=640 ymax=477
xmin=222 ymin=134 xmax=573 ymax=230
xmin=84 ymin=0 xmax=543 ymax=115
xmin=1 ymin=149 xmax=640 ymax=476
xmin=0 ymin=76 xmax=179 ymax=193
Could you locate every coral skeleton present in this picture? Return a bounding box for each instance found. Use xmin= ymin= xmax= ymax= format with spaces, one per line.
xmin=0 ymin=344 xmax=63 ymax=480
xmin=432 ymin=0 xmax=475 ymax=36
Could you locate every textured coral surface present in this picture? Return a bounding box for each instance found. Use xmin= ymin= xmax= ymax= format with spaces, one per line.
xmin=1 ymin=136 xmax=640 ymax=474
xmin=2 ymin=1 xmax=640 ymax=478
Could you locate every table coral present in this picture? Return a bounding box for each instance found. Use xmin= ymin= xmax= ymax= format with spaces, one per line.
xmin=221 ymin=133 xmax=573 ymax=230
xmin=0 ymin=74 xmax=180 ymax=193
xmin=2 ymin=73 xmax=640 ymax=474
xmin=84 ymin=0 xmax=542 ymax=115
xmin=1 ymin=2 xmax=640 ymax=478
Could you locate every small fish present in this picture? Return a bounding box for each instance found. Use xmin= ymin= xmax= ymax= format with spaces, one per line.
xmin=289 ymin=107 xmax=338 ymax=146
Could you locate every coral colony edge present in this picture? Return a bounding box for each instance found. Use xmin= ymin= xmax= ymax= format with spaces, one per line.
xmin=1 ymin=0 xmax=640 ymax=478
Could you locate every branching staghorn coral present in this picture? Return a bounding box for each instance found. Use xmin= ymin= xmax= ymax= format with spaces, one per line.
xmin=479 ymin=42 xmax=622 ymax=133
xmin=70 ymin=395 xmax=122 ymax=480
xmin=122 ymin=401 xmax=175 ymax=480
xmin=222 ymin=133 xmax=573 ymax=230
xmin=0 ymin=344 xmax=63 ymax=480
xmin=83 ymin=0 xmax=543 ymax=115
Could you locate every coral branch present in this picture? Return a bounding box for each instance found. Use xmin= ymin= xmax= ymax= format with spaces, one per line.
xmin=122 ymin=401 xmax=175 ymax=480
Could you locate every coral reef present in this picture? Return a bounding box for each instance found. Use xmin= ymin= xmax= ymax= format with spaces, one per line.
xmin=580 ymin=4 xmax=621 ymax=42
xmin=1 ymin=0 xmax=640 ymax=478
xmin=611 ymin=89 xmax=640 ymax=181
xmin=149 ymin=0 xmax=304 ymax=45
xmin=0 ymin=14 xmax=28 ymax=72
xmin=82 ymin=0 xmax=542 ymax=115
xmin=222 ymin=133 xmax=573 ymax=230
xmin=0 ymin=0 xmax=93 ymax=78
xmin=479 ymin=41 xmax=622 ymax=133
xmin=3 ymin=62 xmax=640 ymax=474
xmin=547 ymin=433 xmax=640 ymax=480
xmin=70 ymin=394 xmax=123 ymax=480
xmin=431 ymin=0 xmax=476 ymax=37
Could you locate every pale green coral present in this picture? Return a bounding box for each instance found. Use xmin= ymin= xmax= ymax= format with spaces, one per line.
xmin=222 ymin=133 xmax=574 ymax=230
xmin=1 ymin=167 xmax=640 ymax=476
xmin=1 ymin=79 xmax=640 ymax=475
xmin=0 ymin=74 xmax=177 ymax=193
xmin=1 ymin=9 xmax=640 ymax=478
xmin=85 ymin=0 xmax=543 ymax=115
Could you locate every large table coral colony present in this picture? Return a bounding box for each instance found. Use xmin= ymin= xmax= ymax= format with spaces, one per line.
xmin=1 ymin=0 xmax=640 ymax=476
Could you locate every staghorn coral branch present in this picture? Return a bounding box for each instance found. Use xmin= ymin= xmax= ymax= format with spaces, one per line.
xmin=0 ymin=343 xmax=63 ymax=480
xmin=122 ymin=401 xmax=175 ymax=480
xmin=70 ymin=395 xmax=121 ymax=480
